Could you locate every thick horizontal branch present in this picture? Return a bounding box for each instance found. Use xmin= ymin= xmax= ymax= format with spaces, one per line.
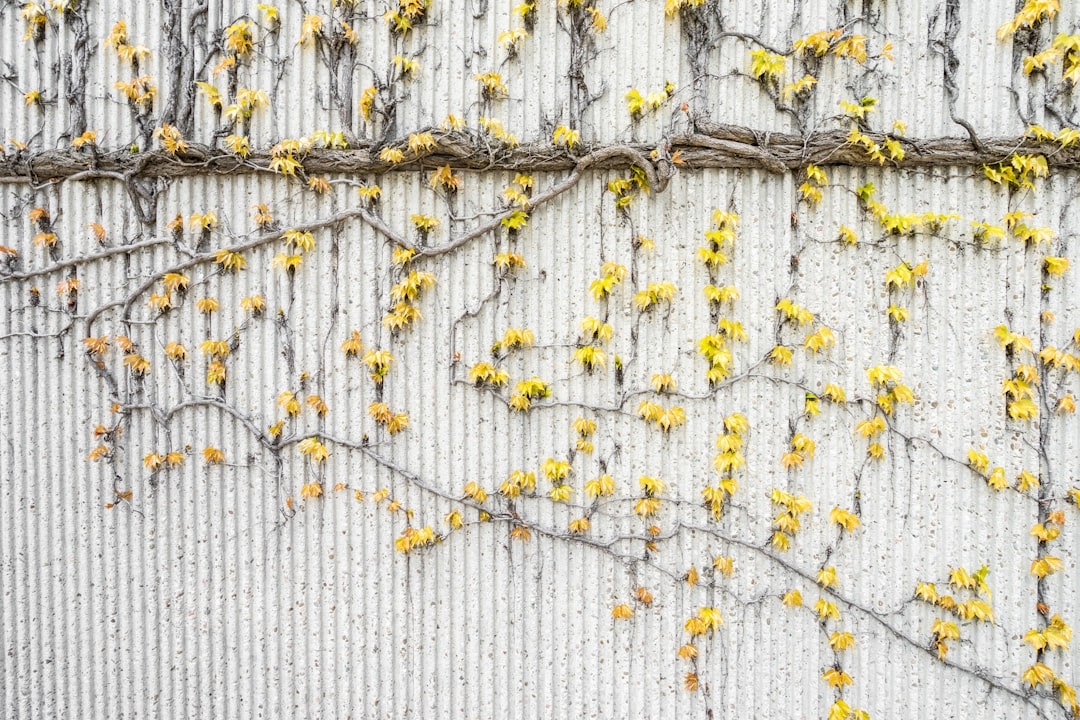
xmin=2 ymin=126 xmax=1079 ymax=183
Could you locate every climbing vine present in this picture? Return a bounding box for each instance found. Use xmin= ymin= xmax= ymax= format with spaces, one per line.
xmin=1 ymin=0 xmax=1079 ymax=718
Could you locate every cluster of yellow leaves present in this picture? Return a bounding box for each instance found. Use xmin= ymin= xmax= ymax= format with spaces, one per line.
xmin=501 ymin=209 xmax=529 ymax=236
xmin=461 ymin=480 xmax=487 ymax=505
xmin=225 ymin=19 xmax=254 ymax=57
xmin=271 ymin=228 xmax=315 ymax=274
xmin=82 ymin=336 xmax=111 ymax=359
xmin=114 ymin=75 xmax=156 ymax=108
xmin=780 ymin=432 xmax=816 ymax=470
xmin=775 ymin=297 xmax=814 ymax=327
xmin=697 ymin=332 xmax=734 ymax=384
xmin=213 ymin=248 xmax=247 ymax=273
xmin=703 ymin=414 xmax=747 ymax=520
xmin=369 ymin=402 xmax=410 ymax=435
xmin=468 ymin=362 xmax=510 ymax=388
xmin=499 ymin=469 xmax=537 ymax=499
xmin=123 ymin=351 xmax=151 ymax=375
xmin=884 ymin=259 xmax=928 ymax=291
xmin=845 ymin=123 xmax=904 ymax=167
xmin=541 ymin=457 xmax=573 ymax=502
xmin=502 ymin=172 xmax=534 ymax=212
xmin=633 ymin=281 xmax=677 ymax=311
xmin=359 ymin=86 xmax=379 ymax=123
xmin=224 ymin=88 xmax=269 ymax=123
xmin=829 ymin=507 xmax=860 ymax=533
xmin=856 ymin=183 xmax=959 ymax=236
xmin=297 ymin=14 xmax=323 ymax=45
xmin=475 ymin=71 xmax=508 ymax=99
xmin=583 ymin=473 xmax=615 ymax=499
xmin=357 ymin=183 xmax=382 ymax=206
xmin=363 ymin=348 xmax=395 ymax=384
xmin=1022 ymin=663 xmax=1080 ymax=715
xmin=703 ymin=284 xmax=739 ymax=307
xmin=606 ymin=166 xmax=651 ymax=210
xmin=498 ymin=27 xmax=529 ymax=55
xmin=804 ymin=325 xmax=836 ymax=354
xmin=152 ymin=124 xmax=187 ymax=155
xmin=103 ymin=20 xmax=151 ymax=63
xmin=821 ymin=666 xmax=853 ymax=689
xmin=143 ymin=451 xmax=186 ymax=472
xmin=625 ymin=82 xmax=674 ymax=118
xmin=983 ymin=153 xmax=1049 ymax=191
xmin=391 ymin=54 xmax=420 ymax=80
xmin=798 ymin=164 xmax=827 ymax=207
xmin=552 ymin=125 xmax=580 ymax=149
xmin=683 ymin=606 xmax=723 ymax=644
xmin=827 ymin=699 xmax=871 ymax=720
xmin=494 ymin=209 xmax=524 ymax=235
xmin=383 ymin=0 xmax=428 ymax=36
xmin=584 ymin=6 xmax=607 ymax=33
xmin=770 ymin=488 xmax=811 ymax=551
xmin=580 ymin=317 xmax=613 ymax=345
xmin=865 ymin=364 xmax=914 ymax=416
xmin=663 ymin=0 xmax=707 ymax=17
xmin=749 ymin=49 xmax=785 ymax=85
xmin=1044 ymin=255 xmax=1070 ymax=277
xmin=997 ymin=0 xmax=1059 ymax=41
xmin=589 ymin=261 xmax=628 ymax=300
xmin=238 ymin=293 xmax=265 ymax=315
xmin=395 ymin=525 xmax=437 ymax=554
xmin=196 ymin=82 xmax=221 ymax=110
xmin=572 ymin=417 xmax=596 ymax=454
xmin=268 ymin=137 xmax=311 ymax=176
xmin=68 ymin=130 xmax=96 ymax=150
xmin=1024 ymin=614 xmax=1073 ymax=652
xmin=697 ymin=209 xmax=737 ymax=268
xmin=574 ymin=345 xmax=607 ymax=372
xmin=509 ymin=376 xmax=550 ymax=412
xmin=385 ymin=270 xmax=436 ymax=332
xmin=792 ymin=28 xmax=841 ymax=56
xmin=428 ymin=165 xmax=461 ymax=194
xmin=202 ymin=447 xmax=225 ymax=465
xmin=632 ymin=475 xmax=665 ymax=519
xmin=1039 ymin=344 xmax=1080 ymax=376
xmin=477 ymin=117 xmax=519 ymax=147
xmin=650 ymin=373 xmax=676 ymax=393
xmin=492 ymin=327 xmax=534 ymax=355
xmin=994 ymin=324 xmax=1035 ymax=356
xmin=638 ymin=400 xmax=686 ymax=432
xmin=915 ymin=565 xmax=994 ymax=659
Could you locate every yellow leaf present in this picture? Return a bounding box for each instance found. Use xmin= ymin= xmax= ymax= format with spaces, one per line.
xmin=830 ymin=507 xmax=860 ymax=532
xmin=1023 ymin=662 xmax=1056 ymax=688
xmin=822 ymin=667 xmax=853 ymax=688
xmin=829 ymin=631 xmax=855 ymax=651
xmin=297 ymin=436 xmax=329 ymax=463
xmin=817 ymin=566 xmax=838 ymax=588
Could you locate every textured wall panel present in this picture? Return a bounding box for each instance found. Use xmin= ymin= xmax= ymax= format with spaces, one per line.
xmin=3 ymin=1 xmax=1080 ymax=719
xmin=3 ymin=0 xmax=1080 ymax=151
xmin=2 ymin=163 xmax=1079 ymax=719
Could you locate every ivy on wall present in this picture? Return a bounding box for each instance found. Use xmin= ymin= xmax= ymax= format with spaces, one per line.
xmin=1 ymin=0 xmax=1079 ymax=717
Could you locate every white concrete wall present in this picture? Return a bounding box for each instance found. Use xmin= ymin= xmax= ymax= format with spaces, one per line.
xmin=1 ymin=1 xmax=1079 ymax=719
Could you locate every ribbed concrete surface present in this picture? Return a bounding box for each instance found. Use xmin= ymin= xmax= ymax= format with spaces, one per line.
xmin=2 ymin=165 xmax=1078 ymax=718
xmin=1 ymin=0 xmax=1074 ymax=147
xmin=2 ymin=1 xmax=1080 ymax=719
